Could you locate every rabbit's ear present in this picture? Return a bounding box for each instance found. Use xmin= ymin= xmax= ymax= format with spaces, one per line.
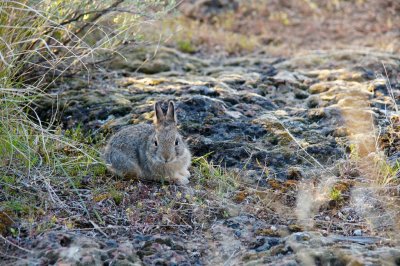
xmin=154 ymin=102 xmax=165 ymax=124
xmin=166 ymin=101 xmax=177 ymax=123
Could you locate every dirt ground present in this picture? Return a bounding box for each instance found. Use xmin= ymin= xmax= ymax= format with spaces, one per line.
xmin=154 ymin=0 xmax=400 ymax=56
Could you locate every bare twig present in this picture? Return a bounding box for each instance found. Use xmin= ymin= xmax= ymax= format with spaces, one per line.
xmin=0 ymin=235 xmax=32 ymax=254
xmin=89 ymin=220 xmax=109 ymax=238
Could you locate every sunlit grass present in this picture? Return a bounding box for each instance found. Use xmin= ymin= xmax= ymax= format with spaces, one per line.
xmin=192 ymin=153 xmax=240 ymax=197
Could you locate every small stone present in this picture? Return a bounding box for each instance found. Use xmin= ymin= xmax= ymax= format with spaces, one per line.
xmin=309 ymin=83 xmax=331 ymax=94
xmin=105 ymin=239 xmax=118 ymax=248
xmin=353 ymin=229 xmax=362 ymax=236
xmin=294 ymin=89 xmax=309 ymax=99
xmin=219 ymin=73 xmax=246 ymax=85
xmin=270 ymin=225 xmax=277 ymax=231
xmin=271 ymin=70 xmax=310 ymax=85
xmin=293 ymin=232 xmax=310 ymax=242
xmin=252 ymin=237 xmax=281 ymax=252
xmin=137 ymin=60 xmax=171 ymax=74
xmin=234 ymin=230 xmax=241 ymax=237
xmin=307 ymin=95 xmax=320 ymax=108
xmin=307 ymin=108 xmax=326 ymax=120
xmin=325 ymin=216 xmax=330 ymax=221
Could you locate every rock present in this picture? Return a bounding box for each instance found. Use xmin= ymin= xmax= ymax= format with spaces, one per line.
xmin=251 ymin=237 xmax=281 ymax=252
xmin=307 ymin=95 xmax=321 ymax=108
xmin=105 ymin=239 xmax=119 ymax=248
xmin=309 ymin=83 xmax=331 ymax=94
xmin=136 ymin=60 xmax=171 ymax=74
xmin=218 ymin=73 xmax=247 ymax=86
xmin=109 ymin=55 xmax=170 ymax=74
xmin=294 ymin=89 xmax=309 ymax=99
xmin=107 ymin=46 xmax=208 ymax=73
xmin=353 ymin=229 xmax=362 ymax=236
xmin=240 ymin=93 xmax=277 ymax=110
xmin=307 ymin=108 xmax=326 ymax=120
xmin=270 ymin=70 xmax=311 ymax=85
xmin=188 ymin=85 xmax=220 ymax=97
xmin=17 ymin=232 xmax=199 ymax=265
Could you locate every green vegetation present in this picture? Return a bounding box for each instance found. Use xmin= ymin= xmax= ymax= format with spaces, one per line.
xmin=329 ymin=187 xmax=343 ymax=202
xmin=372 ymin=153 xmax=400 ymax=186
xmin=177 ymin=40 xmax=197 ymax=54
xmin=192 ymin=153 xmax=239 ymax=196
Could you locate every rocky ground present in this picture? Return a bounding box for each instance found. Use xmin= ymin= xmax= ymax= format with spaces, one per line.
xmin=2 ymin=46 xmax=398 ymax=265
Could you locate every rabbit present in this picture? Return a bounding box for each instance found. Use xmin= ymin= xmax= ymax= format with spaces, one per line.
xmin=103 ymin=101 xmax=192 ymax=185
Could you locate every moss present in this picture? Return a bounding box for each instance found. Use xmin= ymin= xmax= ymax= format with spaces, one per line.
xmin=110 ymin=190 xmax=124 ymax=205
xmin=268 ymin=179 xmax=282 ymax=190
xmin=234 ymin=191 xmax=248 ymax=203
xmin=268 ymin=179 xmax=298 ymax=192
xmin=333 ymin=181 xmax=353 ymax=192
xmin=2 ymin=200 xmax=32 ymax=215
xmin=91 ymin=164 xmax=107 ymax=176
xmin=93 ymin=187 xmax=124 ymax=206
xmin=256 ymin=228 xmax=280 ymax=237
xmin=330 ymin=188 xmax=343 ymax=202
xmin=93 ymin=193 xmax=110 ymax=203
xmin=288 ymin=224 xmax=304 ymax=232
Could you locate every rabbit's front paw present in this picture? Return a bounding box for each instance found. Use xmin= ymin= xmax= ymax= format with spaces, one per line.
xmin=175 ymin=174 xmax=189 ymax=185
xmin=176 ymin=175 xmax=189 ymax=185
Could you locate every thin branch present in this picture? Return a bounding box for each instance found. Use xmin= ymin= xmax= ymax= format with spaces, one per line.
xmin=0 ymin=235 xmax=32 ymax=254
xmin=64 ymin=0 xmax=125 ymax=45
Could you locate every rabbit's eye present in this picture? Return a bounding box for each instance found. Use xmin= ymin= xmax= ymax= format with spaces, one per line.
xmin=175 ymin=139 xmax=179 ymax=146
xmin=154 ymin=140 xmax=158 ymax=146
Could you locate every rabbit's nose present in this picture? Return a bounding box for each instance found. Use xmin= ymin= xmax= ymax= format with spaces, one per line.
xmin=162 ymin=154 xmax=173 ymax=163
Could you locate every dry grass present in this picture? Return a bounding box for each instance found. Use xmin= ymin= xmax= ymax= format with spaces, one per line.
xmin=0 ymin=0 xmax=176 ymax=243
xmin=143 ymin=0 xmax=400 ymax=56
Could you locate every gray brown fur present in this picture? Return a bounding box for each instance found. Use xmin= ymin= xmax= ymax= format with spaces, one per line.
xmin=103 ymin=101 xmax=191 ymax=185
